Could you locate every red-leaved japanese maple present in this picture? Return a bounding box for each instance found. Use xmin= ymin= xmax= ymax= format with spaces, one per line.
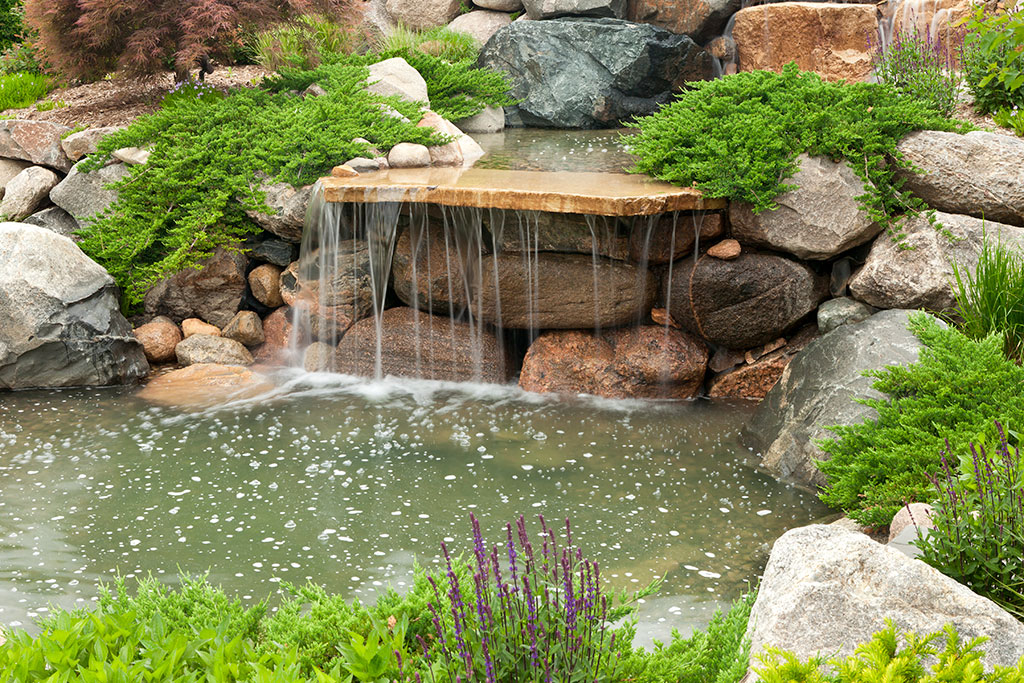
xmin=25 ymin=0 xmax=351 ymax=81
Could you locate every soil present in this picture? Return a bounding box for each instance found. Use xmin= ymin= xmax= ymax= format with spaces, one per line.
xmin=3 ymin=65 xmax=271 ymax=129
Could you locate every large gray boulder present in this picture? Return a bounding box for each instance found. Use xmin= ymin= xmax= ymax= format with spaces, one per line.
xmin=524 ymin=0 xmax=626 ymax=19
xmin=896 ymin=130 xmax=1024 ymax=227
xmin=50 ymin=162 xmax=131 ymax=225
xmin=747 ymin=525 xmax=1024 ymax=671
xmin=0 ymin=166 xmax=59 ymax=221
xmin=0 ymin=120 xmax=72 ymax=172
xmin=366 ymin=57 xmax=430 ymax=104
xmin=746 ymin=309 xmax=931 ymax=487
xmin=730 ymin=155 xmax=882 ymax=260
xmin=24 ymin=207 xmax=80 ymax=241
xmin=0 ymin=222 xmax=148 ymax=389
xmin=243 ymin=178 xmax=313 ymax=243
xmin=849 ymin=211 xmax=1024 ymax=312
xmin=666 ymin=252 xmax=828 ymax=350
xmin=143 ymin=248 xmax=247 ymax=329
xmin=479 ymin=18 xmax=713 ymax=128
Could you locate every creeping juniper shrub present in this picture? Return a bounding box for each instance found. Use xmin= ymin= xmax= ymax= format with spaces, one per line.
xmin=871 ymin=28 xmax=963 ymax=117
xmin=626 ymin=65 xmax=967 ymax=237
xmin=76 ymin=65 xmax=442 ymax=310
xmin=817 ymin=315 xmax=1024 ymax=527
xmin=915 ymin=426 xmax=1024 ymax=620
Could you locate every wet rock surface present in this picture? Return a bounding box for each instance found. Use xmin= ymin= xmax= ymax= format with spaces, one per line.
xmin=138 ymin=363 xmax=273 ymax=409
xmin=707 ymin=326 xmax=817 ymax=400
xmin=392 ymin=224 xmax=471 ymax=315
xmin=280 ymin=246 xmax=375 ymax=341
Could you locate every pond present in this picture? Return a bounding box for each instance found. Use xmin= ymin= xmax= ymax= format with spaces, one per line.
xmin=0 ymin=371 xmax=828 ymax=645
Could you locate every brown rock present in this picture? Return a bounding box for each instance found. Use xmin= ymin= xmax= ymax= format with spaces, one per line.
xmin=303 ymin=341 xmax=335 ymax=372
xmin=888 ymin=502 xmax=935 ymax=543
xmin=732 ymin=2 xmax=878 ymax=82
xmin=133 ymin=316 xmax=182 ymax=364
xmin=392 ymin=223 xmax=471 ymax=315
xmin=706 ymin=238 xmax=741 ymax=260
xmin=175 ymin=334 xmax=254 ymax=367
xmin=137 ymin=363 xmax=273 ymax=409
xmin=519 ymin=325 xmax=708 ymax=399
xmin=254 ymin=307 xmax=295 ymax=364
xmin=385 ymin=0 xmax=461 ymax=31
xmin=144 ymin=248 xmax=247 ymax=328
xmin=650 ymin=308 xmax=680 ymax=328
xmin=417 ymin=111 xmax=465 ymax=167
xmin=627 ymin=0 xmax=739 ymax=43
xmin=279 ymin=245 xmax=375 ymax=341
xmin=335 ymin=307 xmax=508 ymax=382
xmin=182 ymin=318 xmax=221 ymax=338
xmin=666 ymin=252 xmax=828 ymax=349
xmin=628 ymin=212 xmax=724 ymax=264
xmin=0 ymin=120 xmax=72 ymax=172
xmin=491 ymin=211 xmax=629 ymax=260
xmin=331 ymin=164 xmax=359 ymax=178
xmin=248 ymin=264 xmax=284 ymax=308
xmin=222 ymin=311 xmax=265 ymax=347
xmin=476 ymin=252 xmax=657 ymax=329
xmin=707 ymin=325 xmax=817 ymax=400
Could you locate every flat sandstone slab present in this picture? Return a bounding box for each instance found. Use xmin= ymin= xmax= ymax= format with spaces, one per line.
xmin=319 ymin=168 xmax=723 ymax=216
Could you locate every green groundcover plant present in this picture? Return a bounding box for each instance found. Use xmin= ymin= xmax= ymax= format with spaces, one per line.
xmin=0 ymin=70 xmax=49 ymax=110
xmin=950 ymin=236 xmax=1024 ymax=362
xmin=626 ymin=64 xmax=968 ymax=237
xmin=755 ymin=620 xmax=1024 ymax=682
xmin=817 ymin=315 xmax=1024 ymax=528
xmin=0 ymin=515 xmax=756 ymax=683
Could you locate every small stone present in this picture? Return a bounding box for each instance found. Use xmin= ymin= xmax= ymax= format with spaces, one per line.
xmin=650 ymin=308 xmax=680 ymax=328
xmin=303 ymin=341 xmax=335 ymax=372
xmin=366 ymin=57 xmax=430 ymax=104
xmin=175 ymin=334 xmax=254 ymax=367
xmin=889 ymin=502 xmax=935 ymax=544
xmin=182 ymin=318 xmax=221 ymax=338
xmin=331 ymin=164 xmax=359 ymax=178
xmin=374 ymin=156 xmax=390 ymax=170
xmin=246 ymin=237 xmax=296 ymax=267
xmin=23 ymin=206 xmax=79 ymax=241
xmin=222 ymin=310 xmax=265 ymax=347
xmin=818 ymin=296 xmax=874 ymax=334
xmin=133 ymin=316 xmax=182 ymax=364
xmin=111 ymin=146 xmax=150 ymax=165
xmin=388 ymin=142 xmax=432 ymax=168
xmin=342 ymin=157 xmax=381 ymax=173
xmin=706 ymin=238 xmax=741 ymax=260
xmin=248 ymin=264 xmax=284 ymax=308
xmin=303 ymin=83 xmax=327 ymax=97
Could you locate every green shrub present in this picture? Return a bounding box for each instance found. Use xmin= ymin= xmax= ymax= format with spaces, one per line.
xmin=817 ymin=315 xmax=1024 ymax=527
xmin=0 ymin=0 xmax=23 ymax=53
xmin=0 ymin=70 xmax=49 ymax=110
xmin=950 ymin=236 xmax=1024 ymax=362
xmin=76 ymin=65 xmax=441 ymax=310
xmin=871 ymin=28 xmax=962 ymax=117
xmin=251 ymin=13 xmax=363 ymax=72
xmin=626 ymin=64 xmax=967 ymax=236
xmin=962 ymin=6 xmax=1024 ymax=115
xmin=375 ymin=25 xmax=480 ymax=63
xmin=754 ymin=620 xmax=1024 ymax=682
xmin=915 ymin=426 xmax=1024 ymax=620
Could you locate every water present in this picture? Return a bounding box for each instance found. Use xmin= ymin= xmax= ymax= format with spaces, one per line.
xmin=474 ymin=129 xmax=637 ymax=173
xmin=0 ymin=374 xmax=828 ymax=644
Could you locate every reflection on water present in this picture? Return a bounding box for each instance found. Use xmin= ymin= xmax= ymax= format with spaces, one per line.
xmin=475 ymin=128 xmax=638 ymax=173
xmin=0 ymin=372 xmax=827 ymax=644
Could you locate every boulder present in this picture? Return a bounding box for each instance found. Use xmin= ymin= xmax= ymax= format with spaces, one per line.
xmin=490 ymin=211 xmax=628 ymax=260
xmin=112 ymin=146 xmax=150 ymax=166
xmin=392 ymin=223 xmax=471 ymax=315
xmin=175 ymin=334 xmax=254 ymax=367
xmin=895 ymin=130 xmax=1024 ymax=227
xmin=817 ymin=296 xmax=874 ymax=334
xmin=729 ymin=155 xmax=882 ymax=260
xmin=49 ymin=162 xmax=131 ymax=223
xmin=0 ymin=158 xmax=32 ymax=193
xmin=182 ymin=318 xmax=221 ymax=338
xmin=137 ymin=363 xmax=273 ymax=409
xmin=303 ymin=341 xmax=335 ymax=372
xmin=222 ymin=310 xmax=265 ymax=347
xmin=475 ymin=252 xmax=657 ymax=329
xmin=388 ymin=142 xmax=432 ymax=168
xmin=707 ymin=326 xmax=817 ymax=400
xmin=0 ymin=120 xmax=72 ymax=172
xmin=24 ymin=207 xmax=80 ymax=241
xmin=244 ymin=179 xmax=313 ymax=243
xmin=848 ymin=212 xmax=1024 ymax=311
xmin=479 ymin=18 xmax=713 ymax=128
xmin=61 ymin=126 xmax=123 ymax=162
xmin=133 ymin=316 xmax=182 ymax=364
xmin=455 ymin=105 xmax=505 ymax=134
xmin=523 ymin=0 xmax=625 ymax=19
xmin=626 ymin=0 xmax=740 ymax=43
xmin=366 ymin=57 xmax=430 ymax=103
xmin=519 ymin=325 xmax=708 ymax=399
xmin=248 ymin=263 xmax=284 ymax=308
xmin=666 ymin=252 xmax=828 ymax=349
xmin=628 ymin=212 xmax=724 ymax=264
xmin=143 ymin=248 xmax=247 ymax=329
xmin=449 ymin=10 xmax=512 ymax=45
xmin=335 ymin=306 xmax=509 ymax=383
xmin=746 ymin=524 xmax=1024 ymax=670
xmin=476 ymin=0 xmax=523 ymax=10
xmin=732 ymin=3 xmax=877 ymax=82
xmin=746 ymin=309 xmax=931 ymax=487
xmin=0 ymin=166 xmax=59 ymax=221
xmin=0 ymin=222 xmax=148 ymax=389
xmin=245 ymin=235 xmax=296 ymax=267
xmin=280 ymin=245 xmax=375 ymax=341
xmin=255 ymin=306 xmax=295 ymax=364
xmin=417 ymin=112 xmax=464 ymax=166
